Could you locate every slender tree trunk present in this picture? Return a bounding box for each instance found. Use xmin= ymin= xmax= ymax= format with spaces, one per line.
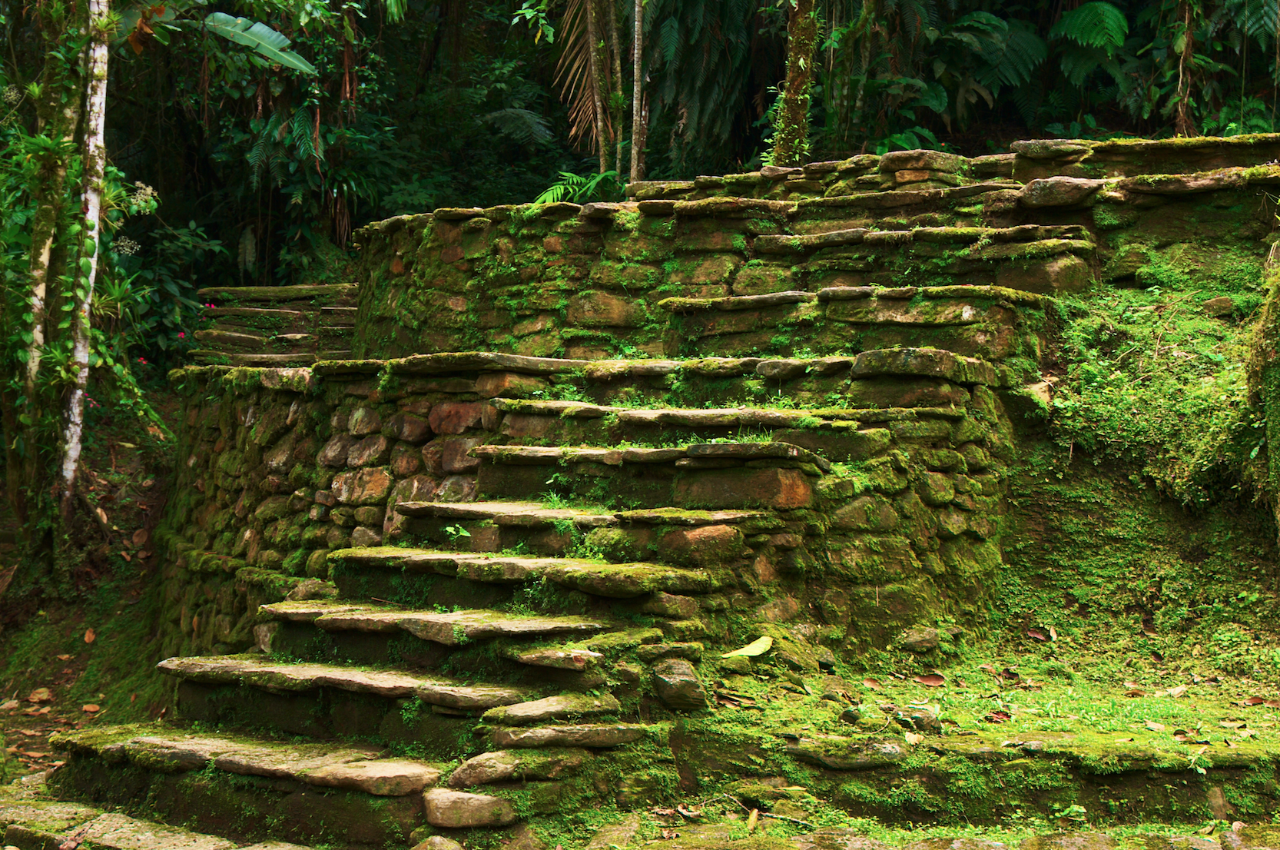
xmin=1173 ymin=1 xmax=1197 ymax=137
xmin=629 ymin=0 xmax=646 ymax=182
xmin=15 ymin=10 xmax=83 ymax=528
xmin=58 ymin=0 xmax=110 ymax=521
xmin=585 ymin=0 xmax=608 ymax=173
xmin=608 ymin=0 xmax=625 ymax=174
xmin=772 ymin=0 xmax=818 ymax=166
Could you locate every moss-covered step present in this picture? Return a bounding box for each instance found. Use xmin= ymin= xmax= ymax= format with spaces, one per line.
xmin=393 ymin=500 xmax=789 ymax=557
xmin=490 ymin=398 xmax=971 ymax=457
xmin=1011 ymin=134 xmax=1280 ymax=180
xmin=0 ymin=794 xmax=310 ymax=849
xmin=328 ymin=548 xmax=717 ymax=597
xmin=659 ymin=284 xmax=1054 ymax=361
xmin=158 ymin=654 xmax=530 ymax=710
xmin=471 ymin=441 xmax=829 ymax=508
xmin=156 ymin=655 xmax=544 ymax=747
xmin=260 ymin=599 xmax=609 ymax=645
xmin=36 ymin=727 xmax=432 ymax=847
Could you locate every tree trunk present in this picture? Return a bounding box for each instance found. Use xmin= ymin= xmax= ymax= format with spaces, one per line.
xmin=11 ymin=8 xmax=84 ymax=528
xmin=608 ymin=0 xmax=625 ymax=174
xmin=58 ymin=0 xmax=110 ymax=521
xmin=629 ymin=0 xmax=646 ymax=182
xmin=772 ymin=0 xmax=818 ymax=167
xmin=585 ymin=0 xmax=608 ymax=173
xmin=1173 ymin=2 xmax=1197 ymax=137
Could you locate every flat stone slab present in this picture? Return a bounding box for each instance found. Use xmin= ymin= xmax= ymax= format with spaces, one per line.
xmin=0 ymin=800 xmax=313 ymax=850
xmin=616 ymin=507 xmax=781 ymax=528
xmin=422 ymin=789 xmax=518 ymax=828
xmin=259 ymin=600 xmax=379 ymax=623
xmin=481 ymin=693 xmax=621 ymax=726
xmin=395 ymin=501 xmax=618 ymax=528
xmin=330 ymin=550 xmax=715 ymax=598
xmin=491 ymin=723 xmax=648 ymax=748
xmin=54 ymin=730 xmax=438 ymax=797
xmin=850 ymin=347 xmax=998 ymax=385
xmin=156 ymin=656 xmax=529 ymax=709
xmin=391 ymin=610 xmax=608 ymax=645
xmin=506 ymin=646 xmax=604 ymax=671
xmin=448 ymin=748 xmax=590 ymax=788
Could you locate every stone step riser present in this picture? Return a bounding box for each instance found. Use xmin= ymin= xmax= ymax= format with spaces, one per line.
xmin=264 ymin=621 xmax=609 ymax=691
xmin=48 ymin=754 xmax=417 ymax=849
xmin=174 ymin=679 xmax=487 ymax=753
xmin=473 ymin=460 xmax=823 ymax=512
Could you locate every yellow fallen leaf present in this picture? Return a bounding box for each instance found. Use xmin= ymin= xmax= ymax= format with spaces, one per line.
xmin=721 ymin=636 xmax=773 ymax=658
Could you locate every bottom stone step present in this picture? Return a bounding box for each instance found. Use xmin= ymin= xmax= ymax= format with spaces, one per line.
xmin=1 ymin=785 xmax=309 ymax=849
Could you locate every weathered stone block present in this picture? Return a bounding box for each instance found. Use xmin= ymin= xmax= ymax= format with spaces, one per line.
xmin=658 ymin=524 xmax=744 ymax=567
xmin=384 ymin=411 xmax=432 ymax=443
xmin=429 ymin=402 xmax=484 ymax=435
xmin=832 ymin=496 xmax=899 ymax=532
xmin=349 ymin=407 xmax=382 ymax=435
xmin=331 ymin=467 xmax=394 ymax=506
xmin=567 ymin=291 xmax=643 ymax=327
xmin=318 ymin=435 xmax=354 ymax=468
xmin=674 ymin=467 xmax=813 ymax=510
xmin=651 ymin=658 xmax=708 ymax=711
xmin=347 ymin=434 xmax=391 ymax=467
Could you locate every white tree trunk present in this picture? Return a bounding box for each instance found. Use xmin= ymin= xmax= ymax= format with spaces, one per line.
xmin=59 ymin=0 xmax=110 ymax=519
xmin=630 ymin=0 xmax=646 ymax=182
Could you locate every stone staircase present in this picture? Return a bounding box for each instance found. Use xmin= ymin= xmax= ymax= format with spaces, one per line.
xmin=7 ymin=135 xmax=1280 ymax=848
xmin=192 ymin=284 xmax=357 ymax=366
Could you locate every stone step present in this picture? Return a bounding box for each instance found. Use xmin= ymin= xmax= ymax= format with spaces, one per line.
xmin=328 ymin=548 xmax=718 ymax=601
xmin=480 ymin=693 xmax=622 ymax=726
xmin=657 ymin=284 xmax=1052 ymax=360
xmin=0 ymin=798 xmax=310 ymax=849
xmin=189 ymin=350 xmax=351 ymax=366
xmin=159 ymin=654 xmax=530 ymax=710
xmin=471 ymin=441 xmax=830 ymax=509
xmin=471 ymin=441 xmax=833 ymax=472
xmin=52 ymin=728 xmax=440 ymax=797
xmin=489 ymin=723 xmax=650 ymax=749
xmin=389 ymin=501 xmax=786 ymax=558
xmin=447 ymin=747 xmax=591 ymax=788
xmin=260 ymin=599 xmax=609 ymax=645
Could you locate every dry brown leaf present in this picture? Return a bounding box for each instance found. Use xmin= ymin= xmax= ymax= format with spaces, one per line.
xmin=27 ymin=688 xmax=52 ymax=704
xmin=915 ymin=673 xmax=946 ymax=687
xmin=862 ymin=678 xmax=882 ymax=690
xmin=904 ymin=732 xmax=924 ymax=745
xmin=1145 ymin=721 xmax=1166 ymax=732
xmin=82 ymin=704 xmax=100 ymax=713
xmin=84 ymin=628 xmax=96 ymax=644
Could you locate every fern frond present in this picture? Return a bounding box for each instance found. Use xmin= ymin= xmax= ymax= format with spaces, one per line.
xmin=1050 ymin=1 xmax=1128 ymax=50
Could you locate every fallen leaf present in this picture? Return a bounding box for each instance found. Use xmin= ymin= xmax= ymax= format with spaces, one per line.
xmin=0 ymin=700 xmax=19 ymax=711
xmin=1145 ymin=721 xmax=1166 ymax=732
xmin=915 ymin=673 xmax=946 ymax=688
xmin=1115 ymin=737 xmax=1135 ymax=742
xmin=82 ymin=704 xmax=100 ymax=713
xmin=1124 ymin=689 xmax=1147 ymax=698
xmin=1267 ymin=700 xmax=1280 ymax=709
xmin=1239 ymin=729 xmax=1258 ymax=740
xmin=1163 ymin=685 xmax=1189 ymax=698
xmin=904 ymin=732 xmax=924 ymax=745
xmin=120 ymin=551 xmax=131 ymax=562
xmin=27 ymin=688 xmax=53 ymax=704
xmin=1220 ymin=720 xmax=1247 ymax=729
xmin=983 ymin=710 xmax=1012 ymax=723
xmin=1048 ymin=626 xmax=1058 ymax=641
xmin=1027 ymin=629 xmax=1048 ymax=642
xmin=721 ymin=636 xmax=772 ymax=658
xmin=131 ymin=528 xmax=149 ymax=547
xmin=862 ymin=678 xmax=882 ymax=690
xmin=84 ymin=628 xmax=96 ymax=644
xmin=56 ymin=654 xmax=72 ymax=661
xmin=747 ymin=809 xmax=760 ymax=834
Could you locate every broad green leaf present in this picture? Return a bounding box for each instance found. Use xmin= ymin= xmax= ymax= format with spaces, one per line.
xmin=721 ymin=636 xmax=773 ymax=658
xmin=203 ymin=13 xmax=317 ymax=75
